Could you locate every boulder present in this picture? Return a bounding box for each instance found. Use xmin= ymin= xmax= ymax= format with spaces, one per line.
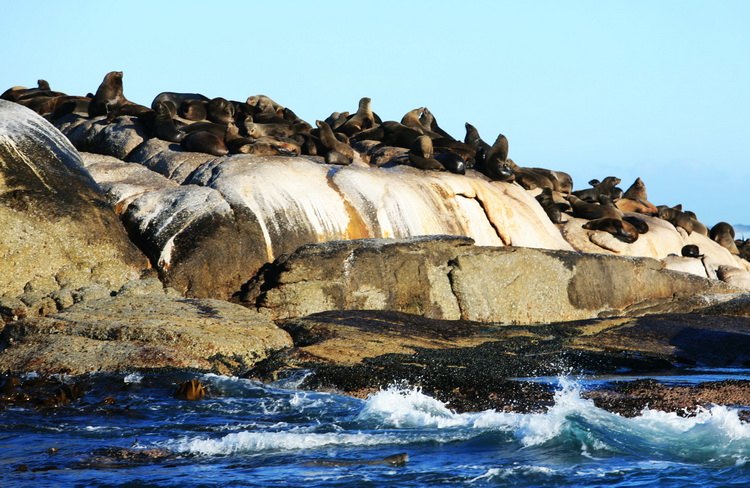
xmin=0 ymin=295 xmax=292 ymax=375
xmin=0 ymin=100 xmax=149 ymax=299
xmin=241 ymin=236 xmax=742 ymax=323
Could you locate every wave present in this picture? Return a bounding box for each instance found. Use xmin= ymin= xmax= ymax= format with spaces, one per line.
xmin=167 ymin=378 xmax=750 ymax=466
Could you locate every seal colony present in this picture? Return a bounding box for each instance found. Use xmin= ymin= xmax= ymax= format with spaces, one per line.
xmin=1 ymin=72 xmax=745 ymax=257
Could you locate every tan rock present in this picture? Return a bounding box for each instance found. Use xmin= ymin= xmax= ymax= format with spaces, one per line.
xmin=0 ymin=295 xmax=292 ymax=375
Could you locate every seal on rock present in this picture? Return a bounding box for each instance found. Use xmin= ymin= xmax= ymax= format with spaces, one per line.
xmin=583 ymin=217 xmax=639 ymax=243
xmin=180 ymin=130 xmax=228 ymax=156
xmin=315 ymin=120 xmax=356 ymax=164
xmin=710 ymin=222 xmax=740 ymax=255
xmin=568 ymin=195 xmax=622 ymax=220
xmin=88 ymin=71 xmax=127 ymax=118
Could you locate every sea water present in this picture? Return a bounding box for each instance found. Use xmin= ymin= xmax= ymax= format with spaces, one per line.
xmin=2 ymin=371 xmax=750 ymax=487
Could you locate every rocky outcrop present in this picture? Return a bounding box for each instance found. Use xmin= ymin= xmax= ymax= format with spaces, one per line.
xmin=0 ymin=295 xmax=292 ymax=375
xmin=0 ymin=100 xmax=149 ymax=299
xmin=249 ymin=308 xmax=750 ymax=413
xmin=239 ymin=236 xmax=742 ymax=323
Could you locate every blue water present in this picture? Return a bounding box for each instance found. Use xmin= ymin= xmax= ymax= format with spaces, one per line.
xmin=2 ymin=371 xmax=750 ymax=487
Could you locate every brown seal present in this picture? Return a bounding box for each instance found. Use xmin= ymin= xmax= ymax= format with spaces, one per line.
xmin=338 ymin=97 xmax=376 ymax=136
xmin=622 ymin=177 xmax=649 ymax=200
xmin=206 ymin=97 xmax=236 ymax=125
xmin=483 ymin=134 xmax=516 ymax=182
xmin=583 ymin=217 xmax=639 ymax=243
xmin=573 ymin=176 xmax=621 ymax=202
xmin=303 ymin=453 xmax=409 ymax=467
xmin=710 ymin=222 xmax=740 ymax=254
xmin=88 ymin=71 xmax=127 ymax=117
xmin=315 ymin=120 xmax=356 ymax=164
xmin=178 ymin=99 xmax=208 ymax=121
xmin=568 ymin=194 xmax=622 ymax=220
xmin=180 ymin=131 xmax=228 ymax=156
xmin=408 ymin=135 xmax=445 ymax=171
xmin=151 ymin=92 xmax=209 ymax=111
xmin=657 ymin=206 xmax=708 ymax=236
xmin=152 ymin=102 xmax=185 ymax=143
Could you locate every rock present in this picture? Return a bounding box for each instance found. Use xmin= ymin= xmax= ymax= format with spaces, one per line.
xmin=241 ymin=236 xmax=741 ymax=323
xmin=583 ymin=379 xmax=750 ymax=418
xmin=0 ymin=295 xmax=292 ymax=375
xmin=55 ymin=114 xmax=147 ymax=160
xmin=250 ymin=308 xmax=750 ymax=413
xmin=125 ymin=138 xmax=218 ymax=183
xmin=0 ymin=100 xmax=149 ymax=299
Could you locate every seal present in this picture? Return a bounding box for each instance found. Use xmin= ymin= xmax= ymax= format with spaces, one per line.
xmin=315 ymin=120 xmax=356 ymax=164
xmin=657 ymin=206 xmax=708 ymax=236
xmin=483 ymin=134 xmax=516 ymax=182
xmin=710 ymin=222 xmax=740 ymax=255
xmin=206 ymin=97 xmax=235 ymax=125
xmin=434 ymin=151 xmax=466 ymax=174
xmin=573 ymin=176 xmax=621 ymax=202
xmin=303 ymin=453 xmax=409 ymax=467
xmin=338 ymin=97 xmax=375 ymax=136
xmin=408 ymin=135 xmax=445 ymax=171
xmin=583 ymin=217 xmax=639 ymax=243
xmin=151 ymin=92 xmax=209 ymax=111
xmin=152 ymin=101 xmax=185 ymax=143
xmin=568 ymin=194 xmax=622 ymax=220
xmin=178 ymin=99 xmax=207 ymax=121
xmin=180 ymin=130 xmax=228 ymax=157
xmin=622 ymin=177 xmax=649 ymax=200
xmin=622 ymin=214 xmax=649 ymax=234
xmin=88 ymin=71 xmax=126 ymax=117
xmin=681 ymin=244 xmax=703 ymax=258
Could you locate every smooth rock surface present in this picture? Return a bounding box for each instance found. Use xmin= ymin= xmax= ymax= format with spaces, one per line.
xmin=241 ymin=236 xmax=742 ymax=323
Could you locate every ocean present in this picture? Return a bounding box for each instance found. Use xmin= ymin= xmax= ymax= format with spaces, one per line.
xmin=2 ymin=371 xmax=750 ymax=487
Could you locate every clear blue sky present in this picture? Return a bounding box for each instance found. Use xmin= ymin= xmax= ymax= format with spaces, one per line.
xmin=2 ymin=1 xmax=748 ymax=228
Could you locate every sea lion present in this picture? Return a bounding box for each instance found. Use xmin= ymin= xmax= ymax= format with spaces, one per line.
xmin=338 ymin=97 xmax=375 ymax=136
xmin=710 ymin=222 xmax=740 ymax=254
xmin=408 ymin=135 xmax=445 ymax=171
xmin=568 ymin=194 xmax=622 ymax=220
xmin=380 ymin=121 xmax=423 ymax=148
xmin=88 ymin=71 xmax=126 ymax=117
xmin=573 ymin=176 xmax=621 ymax=202
xmin=536 ymin=188 xmax=571 ymax=224
xmin=152 ymin=102 xmax=185 ymax=143
xmin=315 ymin=120 xmax=356 ymax=164
xmin=583 ymin=217 xmax=639 ymax=243
xmin=434 ymin=151 xmax=466 ymax=174
xmin=622 ymin=177 xmax=649 ymax=200
xmin=151 ymin=92 xmax=209 ymax=111
xmin=657 ymin=206 xmax=708 ymax=236
xmin=401 ymin=107 xmax=424 ymax=130
xmin=180 ymin=131 xmax=228 ymax=156
xmin=174 ymin=379 xmax=206 ymax=401
xmin=483 ymin=134 xmax=516 ymax=182
xmin=238 ymin=137 xmax=301 ymax=157
xmin=622 ymin=215 xmax=649 ymax=234
xmin=681 ymin=244 xmax=703 ymax=258
xmin=178 ymin=99 xmax=207 ymax=121
xmin=614 ymin=198 xmax=658 ymax=216
xmin=206 ymin=97 xmax=235 ymax=125
xmin=464 ymin=122 xmax=490 ymax=152
xmin=303 ymin=453 xmax=409 ymax=468
xmin=249 ymin=96 xmax=286 ymax=124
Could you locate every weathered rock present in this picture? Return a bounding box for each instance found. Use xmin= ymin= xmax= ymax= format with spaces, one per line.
xmin=0 ymin=295 xmax=292 ymax=375
xmin=241 ymin=236 xmax=741 ymax=323
xmin=55 ymin=113 xmax=147 ymax=160
xmin=125 ymin=138 xmax=217 ymax=183
xmin=0 ymin=100 xmax=149 ymax=298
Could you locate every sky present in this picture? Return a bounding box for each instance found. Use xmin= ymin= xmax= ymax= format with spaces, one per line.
xmin=2 ymin=1 xmax=749 ymax=228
